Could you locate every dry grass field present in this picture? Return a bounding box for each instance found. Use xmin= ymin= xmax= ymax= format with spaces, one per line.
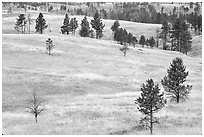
xmin=2 ymin=10 xmax=202 ymax=135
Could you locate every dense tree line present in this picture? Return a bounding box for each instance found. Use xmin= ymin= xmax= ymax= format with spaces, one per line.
xmin=160 ymin=17 xmax=192 ymax=55
xmin=111 ymin=20 xmax=137 ymax=46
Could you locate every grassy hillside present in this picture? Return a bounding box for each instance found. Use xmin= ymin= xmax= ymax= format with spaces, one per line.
xmin=2 ymin=33 xmax=202 ymax=135
xmin=2 ymin=12 xmax=161 ymax=40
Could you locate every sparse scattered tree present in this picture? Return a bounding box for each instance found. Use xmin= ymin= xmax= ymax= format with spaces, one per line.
xmin=35 ymin=13 xmax=48 ymax=34
xmin=161 ymin=57 xmax=192 ymax=103
xmin=136 ymin=79 xmax=166 ymax=135
xmin=46 ymin=38 xmax=55 ymax=55
xmin=26 ymin=89 xmax=45 ymax=123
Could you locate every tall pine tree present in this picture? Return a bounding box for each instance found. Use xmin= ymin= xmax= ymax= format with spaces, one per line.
xmin=136 ymin=79 xmax=166 ymax=135
xmin=91 ymin=11 xmax=105 ymax=39
xmin=161 ymin=19 xmax=169 ymax=50
xmin=79 ymin=16 xmax=91 ymax=37
xmin=35 ymin=13 xmax=47 ymax=34
xmin=161 ymin=57 xmax=192 ymax=103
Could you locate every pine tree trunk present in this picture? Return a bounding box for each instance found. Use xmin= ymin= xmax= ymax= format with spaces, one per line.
xmin=28 ymin=22 xmax=30 ymax=34
xmin=176 ymin=91 xmax=180 ymax=103
xmin=35 ymin=114 xmax=38 ymax=123
xmin=163 ymin=38 xmax=166 ymax=50
xmin=48 ymin=47 xmax=51 ymax=55
xmin=150 ymin=109 xmax=153 ymax=135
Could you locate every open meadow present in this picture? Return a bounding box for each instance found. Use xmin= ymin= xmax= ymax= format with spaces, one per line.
xmin=2 ymin=9 xmax=202 ymax=135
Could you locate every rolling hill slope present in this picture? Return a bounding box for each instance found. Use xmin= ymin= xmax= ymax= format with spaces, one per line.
xmin=2 ymin=33 xmax=202 ymax=135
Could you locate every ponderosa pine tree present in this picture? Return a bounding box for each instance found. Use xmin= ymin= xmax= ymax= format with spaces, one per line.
xmin=149 ymin=36 xmax=156 ymax=48
xmin=111 ymin=20 xmax=120 ymax=33
xmin=61 ymin=13 xmax=70 ymax=35
xmin=180 ymin=21 xmax=192 ymax=55
xmin=69 ymin=17 xmax=78 ymax=35
xmin=15 ymin=14 xmax=27 ymax=34
xmin=91 ymin=11 xmax=105 ymax=39
xmin=136 ymin=79 xmax=166 ymax=135
xmin=139 ymin=35 xmax=146 ymax=47
xmin=35 ymin=13 xmax=47 ymax=34
xmin=161 ymin=19 xmax=169 ymax=50
xmin=79 ymin=16 xmax=90 ymax=37
xmin=161 ymin=57 xmax=192 ymax=103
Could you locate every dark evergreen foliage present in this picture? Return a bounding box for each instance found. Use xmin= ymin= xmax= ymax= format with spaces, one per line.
xmin=91 ymin=11 xmax=105 ymax=39
xmin=79 ymin=16 xmax=91 ymax=37
xmin=161 ymin=57 xmax=192 ymax=103
xmin=35 ymin=13 xmax=47 ymax=34
xmin=139 ymin=35 xmax=146 ymax=47
xmin=136 ymin=79 xmax=166 ymax=135
xmin=149 ymin=36 xmax=156 ymax=48
xmin=111 ymin=20 xmax=120 ymax=33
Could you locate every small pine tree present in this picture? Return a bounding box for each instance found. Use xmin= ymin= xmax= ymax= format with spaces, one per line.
xmin=111 ymin=20 xmax=120 ymax=33
xmin=139 ymin=35 xmax=146 ymax=47
xmin=46 ymin=38 xmax=55 ymax=55
xmin=132 ymin=36 xmax=138 ymax=47
xmin=149 ymin=36 xmax=156 ymax=48
xmin=15 ymin=14 xmax=27 ymax=34
xmin=61 ymin=13 xmax=70 ymax=35
xmin=136 ymin=79 xmax=166 ymax=135
xmin=79 ymin=16 xmax=90 ymax=37
xmin=91 ymin=11 xmax=105 ymax=39
xmin=161 ymin=57 xmax=192 ymax=103
xmin=35 ymin=13 xmax=47 ymax=34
